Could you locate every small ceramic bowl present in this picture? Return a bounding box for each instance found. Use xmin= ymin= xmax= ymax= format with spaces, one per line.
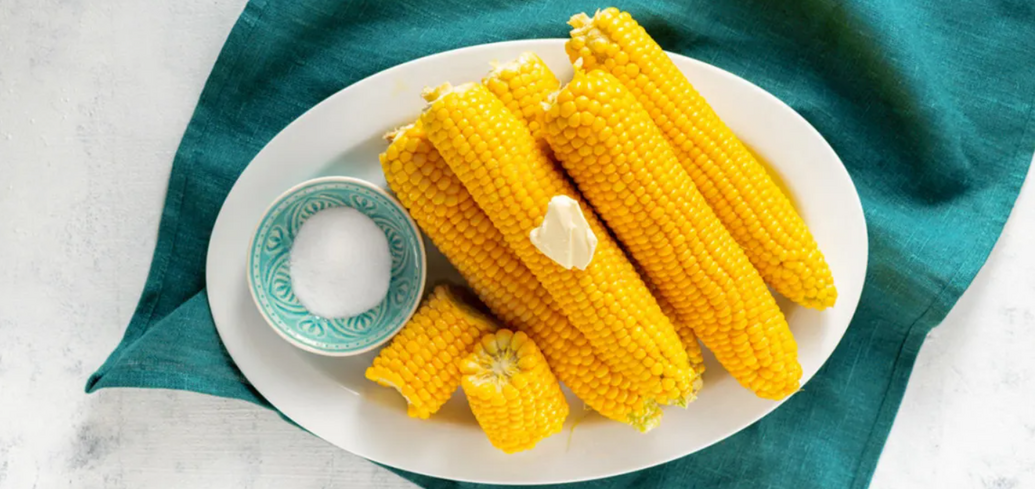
xmin=247 ymin=176 xmax=426 ymax=356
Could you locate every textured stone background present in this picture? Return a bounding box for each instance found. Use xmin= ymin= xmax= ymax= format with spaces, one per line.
xmin=0 ymin=1 xmax=1032 ymax=488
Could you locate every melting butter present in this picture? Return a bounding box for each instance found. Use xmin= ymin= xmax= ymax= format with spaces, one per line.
xmin=529 ymin=195 xmax=597 ymax=271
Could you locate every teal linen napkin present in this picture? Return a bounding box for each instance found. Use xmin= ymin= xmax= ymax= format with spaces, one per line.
xmin=87 ymin=1 xmax=1035 ymax=487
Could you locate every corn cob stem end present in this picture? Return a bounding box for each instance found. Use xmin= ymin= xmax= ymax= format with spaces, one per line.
xmin=383 ymin=123 xmax=415 ymax=143
xmin=627 ymin=400 xmax=663 ymax=433
xmin=485 ymin=52 xmax=539 ymax=80
xmin=568 ymin=12 xmax=593 ymax=31
xmin=421 ymin=82 xmax=477 ymax=104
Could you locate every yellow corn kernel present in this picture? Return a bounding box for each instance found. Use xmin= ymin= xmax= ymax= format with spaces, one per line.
xmin=381 ymin=122 xmax=662 ymax=431
xmin=653 ymin=285 xmax=706 ymax=378
xmin=461 ymin=330 xmax=569 ymax=453
xmin=365 ymin=285 xmax=496 ymax=419
xmin=543 ymin=68 xmax=800 ymax=400
xmin=420 ymin=83 xmax=698 ymax=406
xmin=568 ymin=8 xmax=837 ymax=310
xmin=482 ymin=52 xmax=558 ymax=145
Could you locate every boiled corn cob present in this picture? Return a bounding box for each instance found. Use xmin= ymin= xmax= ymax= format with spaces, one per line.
xmin=461 ymin=330 xmax=569 ymax=453
xmin=543 ymin=68 xmax=800 ymax=400
xmin=485 ymin=53 xmax=707 ymax=378
xmin=381 ymin=122 xmax=663 ymax=431
xmin=568 ymin=8 xmax=837 ymax=310
xmin=420 ymin=82 xmax=698 ymax=406
xmin=365 ymin=285 xmax=497 ymax=419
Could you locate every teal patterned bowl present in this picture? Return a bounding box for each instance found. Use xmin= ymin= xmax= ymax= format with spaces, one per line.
xmin=247 ymin=177 xmax=426 ymax=356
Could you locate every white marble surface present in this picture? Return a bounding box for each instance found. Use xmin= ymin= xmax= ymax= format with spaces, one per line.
xmin=1 ymin=1 xmax=1033 ymax=488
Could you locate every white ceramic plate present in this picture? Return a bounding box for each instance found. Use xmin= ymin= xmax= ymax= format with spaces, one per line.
xmin=207 ymin=39 xmax=867 ymax=485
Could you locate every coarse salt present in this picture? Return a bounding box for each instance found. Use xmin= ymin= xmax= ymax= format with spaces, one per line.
xmin=290 ymin=207 xmax=392 ymax=319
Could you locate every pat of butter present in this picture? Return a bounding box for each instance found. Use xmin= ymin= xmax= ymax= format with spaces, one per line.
xmin=529 ymin=195 xmax=598 ymax=270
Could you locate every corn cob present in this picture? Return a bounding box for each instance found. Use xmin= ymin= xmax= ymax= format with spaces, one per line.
xmin=568 ymin=8 xmax=837 ymax=310
xmin=461 ymin=330 xmax=569 ymax=453
xmin=420 ymin=82 xmax=698 ymax=406
xmin=365 ymin=285 xmax=496 ymax=419
xmin=485 ymin=53 xmax=708 ymax=379
xmin=381 ymin=122 xmax=663 ymax=431
xmin=543 ymin=68 xmax=800 ymax=400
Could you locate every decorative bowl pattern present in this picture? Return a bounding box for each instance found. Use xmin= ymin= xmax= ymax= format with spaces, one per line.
xmin=247 ymin=177 xmax=426 ymax=356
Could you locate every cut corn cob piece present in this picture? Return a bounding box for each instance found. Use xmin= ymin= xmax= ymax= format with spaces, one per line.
xmin=486 ymin=52 xmax=705 ymax=386
xmin=543 ymin=68 xmax=800 ymax=400
xmin=381 ymin=122 xmax=663 ymax=431
xmin=568 ymin=8 xmax=837 ymax=310
xmin=461 ymin=330 xmax=569 ymax=453
xmin=365 ymin=285 xmax=497 ymax=419
xmin=420 ymin=82 xmax=699 ymax=406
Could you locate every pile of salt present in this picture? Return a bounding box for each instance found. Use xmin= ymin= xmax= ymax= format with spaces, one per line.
xmin=290 ymin=207 xmax=392 ymax=319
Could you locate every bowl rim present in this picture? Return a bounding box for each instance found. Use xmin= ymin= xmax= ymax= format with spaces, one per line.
xmin=245 ymin=175 xmax=428 ymax=357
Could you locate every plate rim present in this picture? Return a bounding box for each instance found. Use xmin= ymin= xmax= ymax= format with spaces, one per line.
xmin=206 ymin=38 xmax=868 ymax=484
